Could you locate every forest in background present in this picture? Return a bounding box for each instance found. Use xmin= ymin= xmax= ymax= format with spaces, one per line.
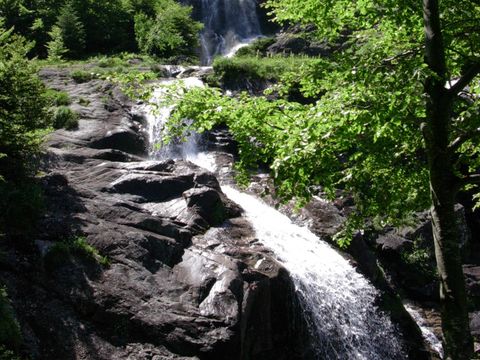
xmin=0 ymin=0 xmax=202 ymax=61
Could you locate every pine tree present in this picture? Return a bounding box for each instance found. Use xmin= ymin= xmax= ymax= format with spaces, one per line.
xmin=56 ymin=2 xmax=85 ymax=58
xmin=46 ymin=25 xmax=67 ymax=61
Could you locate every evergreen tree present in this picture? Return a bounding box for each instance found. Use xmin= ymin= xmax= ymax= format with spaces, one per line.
xmin=56 ymin=2 xmax=85 ymax=58
xmin=134 ymin=0 xmax=202 ymax=59
xmin=0 ymin=20 xmax=49 ymax=237
xmin=0 ymin=21 xmax=49 ymax=180
xmin=46 ymin=25 xmax=66 ymax=61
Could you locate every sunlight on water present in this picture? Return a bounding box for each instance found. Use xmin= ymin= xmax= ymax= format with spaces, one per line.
xmin=404 ymin=303 xmax=443 ymax=358
xmin=221 ymin=186 xmax=406 ymax=359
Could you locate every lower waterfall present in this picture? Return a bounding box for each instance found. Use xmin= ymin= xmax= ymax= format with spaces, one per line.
xmin=221 ymin=185 xmax=405 ymax=359
xmin=140 ymin=76 xmax=413 ymax=359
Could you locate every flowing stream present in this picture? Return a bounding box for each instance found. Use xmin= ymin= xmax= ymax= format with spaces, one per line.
xmin=142 ymin=76 xmax=410 ymax=359
xmin=404 ymin=303 xmax=443 ymax=358
xmin=198 ymin=0 xmax=263 ymax=64
xmin=222 ymin=185 xmax=405 ymax=359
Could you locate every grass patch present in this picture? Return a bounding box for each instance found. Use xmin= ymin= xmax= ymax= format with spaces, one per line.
xmin=44 ymin=237 xmax=109 ymax=272
xmin=78 ymin=97 xmax=90 ymax=106
xmin=0 ymin=288 xmax=21 ymax=352
xmin=34 ymin=52 xmax=156 ymax=68
xmin=71 ymin=70 xmax=95 ymax=83
xmin=52 ymin=106 xmax=79 ymax=130
xmin=212 ymin=54 xmax=318 ymax=87
xmin=46 ymin=89 xmax=71 ymax=106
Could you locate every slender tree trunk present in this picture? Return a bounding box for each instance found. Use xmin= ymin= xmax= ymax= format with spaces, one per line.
xmin=422 ymin=0 xmax=473 ymax=359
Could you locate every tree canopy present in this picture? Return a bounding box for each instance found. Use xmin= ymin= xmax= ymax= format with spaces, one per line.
xmin=134 ymin=0 xmax=202 ymax=59
xmin=0 ymin=0 xmax=202 ymax=59
xmin=0 ymin=21 xmax=50 ymax=238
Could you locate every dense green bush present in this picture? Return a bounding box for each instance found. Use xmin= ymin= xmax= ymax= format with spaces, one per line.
xmin=0 ymin=288 xmax=21 ymax=352
xmin=0 ymin=23 xmax=50 ymax=181
xmin=70 ymin=69 xmax=94 ymax=83
xmin=235 ymin=37 xmax=276 ymax=57
xmin=46 ymin=89 xmax=71 ymax=106
xmin=212 ymin=55 xmax=318 ymax=87
xmin=0 ymin=25 xmax=47 ymax=236
xmin=0 ymin=180 xmax=44 ymax=238
xmin=52 ymin=106 xmax=79 ymax=130
xmin=134 ymin=0 xmax=202 ymax=60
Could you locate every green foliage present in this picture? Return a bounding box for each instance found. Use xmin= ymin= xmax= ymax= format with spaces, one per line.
xmin=168 ymin=76 xmax=430 ymax=228
xmin=78 ymin=97 xmax=90 ymax=106
xmin=46 ymin=25 xmax=66 ymax=61
xmin=1 ymin=0 xmax=203 ymax=59
xmin=76 ymin=0 xmax=133 ymax=54
xmin=108 ymin=70 xmax=157 ymax=101
xmin=400 ymin=237 xmax=437 ymax=282
xmin=212 ymin=55 xmax=318 ymax=87
xmin=0 ymin=23 xmax=48 ymax=239
xmin=0 ymin=346 xmax=21 ymax=360
xmin=134 ymin=0 xmax=202 ymax=60
xmin=55 ymin=2 xmax=85 ymax=58
xmin=44 ymin=236 xmax=109 ymax=272
xmin=52 ymin=106 xmax=78 ymax=130
xmin=0 ymin=287 xmax=21 ymax=352
xmin=0 ymin=22 xmax=50 ymax=181
xmin=46 ymin=89 xmax=71 ymax=106
xmin=95 ymin=55 xmax=129 ymax=68
xmin=0 ymin=180 xmax=44 ymax=237
xmin=70 ymin=69 xmax=94 ymax=83
xmin=165 ymin=0 xmax=480 ymax=249
xmin=235 ymin=37 xmax=276 ymax=57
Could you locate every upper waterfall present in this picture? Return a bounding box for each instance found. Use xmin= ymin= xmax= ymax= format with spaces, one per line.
xmin=199 ymin=0 xmax=262 ymax=64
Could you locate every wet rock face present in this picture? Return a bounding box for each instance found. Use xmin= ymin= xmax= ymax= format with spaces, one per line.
xmin=0 ymin=68 xmax=305 ymax=360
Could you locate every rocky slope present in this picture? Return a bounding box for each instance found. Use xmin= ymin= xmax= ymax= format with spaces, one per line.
xmin=0 ymin=68 xmax=309 ymax=360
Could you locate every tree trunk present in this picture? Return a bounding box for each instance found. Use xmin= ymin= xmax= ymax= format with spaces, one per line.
xmin=422 ymin=0 xmax=473 ymax=359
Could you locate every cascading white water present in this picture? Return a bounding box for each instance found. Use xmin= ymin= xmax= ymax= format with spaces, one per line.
xmin=141 ymin=76 xmax=407 ymax=359
xmin=222 ymin=186 xmax=406 ymax=359
xmin=404 ymin=303 xmax=443 ymax=358
xmin=199 ymin=0 xmax=263 ymax=64
xmin=141 ymin=77 xmax=205 ymax=159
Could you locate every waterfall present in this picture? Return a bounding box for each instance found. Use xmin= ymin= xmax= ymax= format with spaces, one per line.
xmin=199 ymin=0 xmax=262 ymax=64
xmin=140 ymin=76 xmax=411 ymax=359
xmin=404 ymin=303 xmax=443 ymax=358
xmin=222 ymin=186 xmax=406 ymax=359
xmin=141 ymin=77 xmax=205 ymax=159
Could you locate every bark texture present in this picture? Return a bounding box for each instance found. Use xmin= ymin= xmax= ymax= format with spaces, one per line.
xmin=422 ymin=0 xmax=473 ymax=358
